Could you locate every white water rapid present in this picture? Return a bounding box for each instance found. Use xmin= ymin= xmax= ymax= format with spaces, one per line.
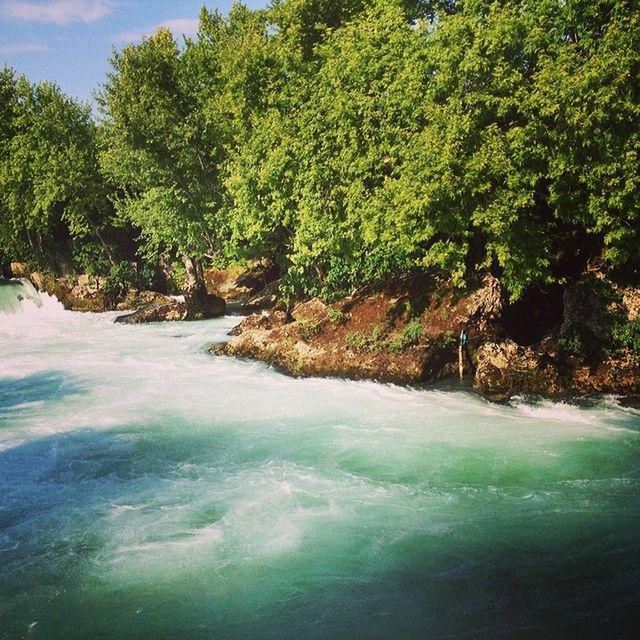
xmin=1 ymin=286 xmax=639 ymax=639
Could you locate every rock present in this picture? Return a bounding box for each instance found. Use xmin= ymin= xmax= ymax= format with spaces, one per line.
xmin=116 ymin=289 xmax=174 ymax=311
xmin=30 ymin=271 xmax=109 ymax=312
xmin=212 ymin=273 xmax=496 ymax=385
xmin=245 ymin=279 xmax=282 ymax=310
xmin=466 ymin=275 xmax=504 ymax=331
xmin=291 ymin=298 xmax=328 ymax=323
xmin=184 ymin=292 xmax=226 ymax=320
xmin=622 ymin=287 xmax=640 ymax=321
xmin=205 ymin=261 xmax=279 ymax=302
xmin=229 ymin=310 xmax=290 ymax=336
xmin=211 ymin=270 xmax=640 ymax=400
xmin=10 ymin=262 xmax=29 ymax=278
xmin=474 ymin=340 xmax=563 ymax=401
xmin=570 ymin=354 xmax=640 ymax=396
xmin=116 ymin=291 xmax=226 ymax=324
xmin=474 ymin=337 xmax=640 ymax=400
xmin=115 ymin=302 xmax=188 ymax=324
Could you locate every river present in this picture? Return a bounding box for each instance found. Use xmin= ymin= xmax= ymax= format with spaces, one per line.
xmin=1 ymin=281 xmax=639 ymax=639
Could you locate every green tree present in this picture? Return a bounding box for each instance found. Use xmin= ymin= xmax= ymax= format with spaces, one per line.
xmin=99 ymin=25 xmax=227 ymax=303
xmin=0 ymin=69 xmax=114 ymax=273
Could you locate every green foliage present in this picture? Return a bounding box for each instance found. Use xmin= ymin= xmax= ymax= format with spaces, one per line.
xmin=102 ymin=262 xmax=137 ymax=300
xmin=345 ymin=326 xmax=385 ymax=352
xmin=73 ymin=242 xmax=112 ymax=277
xmin=558 ymin=278 xmax=640 ymax=361
xmin=557 ymin=327 xmax=590 ymax=359
xmin=5 ymin=0 xmax=640 ymax=306
xmin=403 ymin=318 xmax=424 ymax=346
xmin=220 ymin=0 xmax=640 ymax=300
xmin=327 ymin=307 xmax=349 ymax=325
xmin=347 ymin=318 xmax=425 ymax=353
xmin=98 ymin=24 xmax=230 ymax=286
xmin=613 ymin=318 xmax=640 ymax=358
xmin=0 ymin=69 xmax=117 ymax=272
xmin=388 ymin=318 xmax=425 ymax=351
xmin=298 ymin=319 xmax=322 ymax=341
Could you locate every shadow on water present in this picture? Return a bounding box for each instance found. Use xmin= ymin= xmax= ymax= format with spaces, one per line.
xmin=0 ymin=371 xmax=84 ymax=410
xmin=1 ymin=421 xmax=639 ymax=640
xmin=0 ymin=425 xmax=220 ymax=640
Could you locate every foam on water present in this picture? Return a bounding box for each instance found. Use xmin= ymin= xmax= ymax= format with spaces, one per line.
xmin=1 ymin=304 xmax=639 ymax=639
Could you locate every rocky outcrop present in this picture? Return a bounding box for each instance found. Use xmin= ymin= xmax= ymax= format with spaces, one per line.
xmin=115 ymin=301 xmax=188 ymax=324
xmin=115 ymin=292 xmax=225 ymax=324
xmin=205 ymin=261 xmax=280 ymax=309
xmin=116 ymin=289 xmax=174 ymax=310
xmin=228 ymin=310 xmax=290 ymax=336
xmin=212 ymin=274 xmax=503 ymax=385
xmin=474 ymin=339 xmax=640 ymax=400
xmin=463 ymin=273 xmax=503 ymax=338
xmin=474 ymin=340 xmax=564 ymax=401
xmin=245 ymin=279 xmax=282 ymax=310
xmin=184 ymin=290 xmax=226 ymax=320
xmin=213 ymin=271 xmax=640 ymax=401
xmin=473 ymin=276 xmax=640 ymax=400
xmin=30 ymin=272 xmax=111 ymax=312
xmin=622 ymin=287 xmax=640 ymax=321
xmin=21 ymin=267 xmax=226 ymax=320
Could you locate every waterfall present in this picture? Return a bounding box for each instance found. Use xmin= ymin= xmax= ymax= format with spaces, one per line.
xmin=0 ymin=278 xmax=65 ymax=317
xmin=0 ymin=278 xmax=43 ymax=314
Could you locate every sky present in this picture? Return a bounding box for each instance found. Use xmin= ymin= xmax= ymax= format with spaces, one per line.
xmin=0 ymin=0 xmax=269 ymax=105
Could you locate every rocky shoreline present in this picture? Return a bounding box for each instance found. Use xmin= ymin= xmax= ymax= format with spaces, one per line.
xmin=211 ymin=272 xmax=640 ymax=402
xmin=12 ymin=260 xmax=639 ymax=403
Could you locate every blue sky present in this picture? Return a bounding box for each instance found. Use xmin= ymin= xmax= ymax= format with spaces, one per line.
xmin=0 ymin=0 xmax=269 ymax=105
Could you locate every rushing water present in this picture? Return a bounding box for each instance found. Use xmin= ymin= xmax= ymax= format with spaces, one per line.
xmin=1 ymin=283 xmax=639 ymax=640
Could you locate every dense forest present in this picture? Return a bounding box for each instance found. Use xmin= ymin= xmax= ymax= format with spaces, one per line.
xmin=1 ymin=0 xmax=638 ymax=303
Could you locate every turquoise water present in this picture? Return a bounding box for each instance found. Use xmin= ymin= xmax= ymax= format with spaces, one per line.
xmin=1 ymin=286 xmax=639 ymax=639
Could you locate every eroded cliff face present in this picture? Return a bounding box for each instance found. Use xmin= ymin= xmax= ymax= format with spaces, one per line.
xmin=213 ymin=272 xmax=640 ymax=401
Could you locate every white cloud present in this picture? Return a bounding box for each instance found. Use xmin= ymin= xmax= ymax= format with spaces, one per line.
xmin=115 ymin=17 xmax=199 ymax=43
xmin=0 ymin=41 xmax=48 ymax=53
xmin=1 ymin=0 xmax=113 ymax=25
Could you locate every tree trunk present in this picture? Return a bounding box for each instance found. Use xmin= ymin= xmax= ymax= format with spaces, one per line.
xmin=94 ymin=227 xmax=116 ymax=266
xmin=183 ymin=255 xmax=206 ymax=298
xmin=182 ymin=255 xmax=225 ymax=320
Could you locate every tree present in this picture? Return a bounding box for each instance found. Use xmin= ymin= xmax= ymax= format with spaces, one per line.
xmin=99 ymin=25 xmax=228 ymax=308
xmin=0 ymin=69 xmax=114 ymax=274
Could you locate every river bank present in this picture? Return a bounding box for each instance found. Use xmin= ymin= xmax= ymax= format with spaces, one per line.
xmin=9 ymin=261 xmax=640 ymax=402
xmin=211 ymin=271 xmax=640 ymax=402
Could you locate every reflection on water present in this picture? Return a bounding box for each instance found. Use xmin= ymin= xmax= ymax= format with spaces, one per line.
xmin=0 ymin=303 xmax=639 ymax=639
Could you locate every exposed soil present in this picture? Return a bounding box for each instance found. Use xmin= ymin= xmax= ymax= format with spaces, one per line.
xmin=212 ymin=273 xmax=503 ymax=385
xmin=213 ymin=271 xmax=640 ymax=401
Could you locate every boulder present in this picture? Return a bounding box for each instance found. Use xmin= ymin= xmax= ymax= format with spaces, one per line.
xmin=10 ymin=262 xmax=30 ymax=278
xmin=622 ymin=287 xmax=640 ymax=321
xmin=115 ymin=302 xmax=188 ymax=324
xmin=463 ymin=274 xmax=503 ymax=338
xmin=30 ymin=271 xmax=109 ymax=312
xmin=229 ymin=310 xmax=290 ymax=336
xmin=116 ymin=289 xmax=174 ymax=311
xmin=473 ymin=340 xmax=563 ymax=401
xmin=292 ymin=297 xmax=328 ymax=323
xmin=184 ymin=291 xmax=226 ymax=320
xmin=116 ymin=291 xmax=226 ymax=324
xmin=205 ymin=260 xmax=279 ymax=302
xmin=245 ymin=279 xmax=282 ymax=310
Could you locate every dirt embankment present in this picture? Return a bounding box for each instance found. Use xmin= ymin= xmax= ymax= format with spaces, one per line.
xmin=212 ymin=272 xmax=640 ymax=401
xmin=212 ymin=274 xmax=503 ymax=385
